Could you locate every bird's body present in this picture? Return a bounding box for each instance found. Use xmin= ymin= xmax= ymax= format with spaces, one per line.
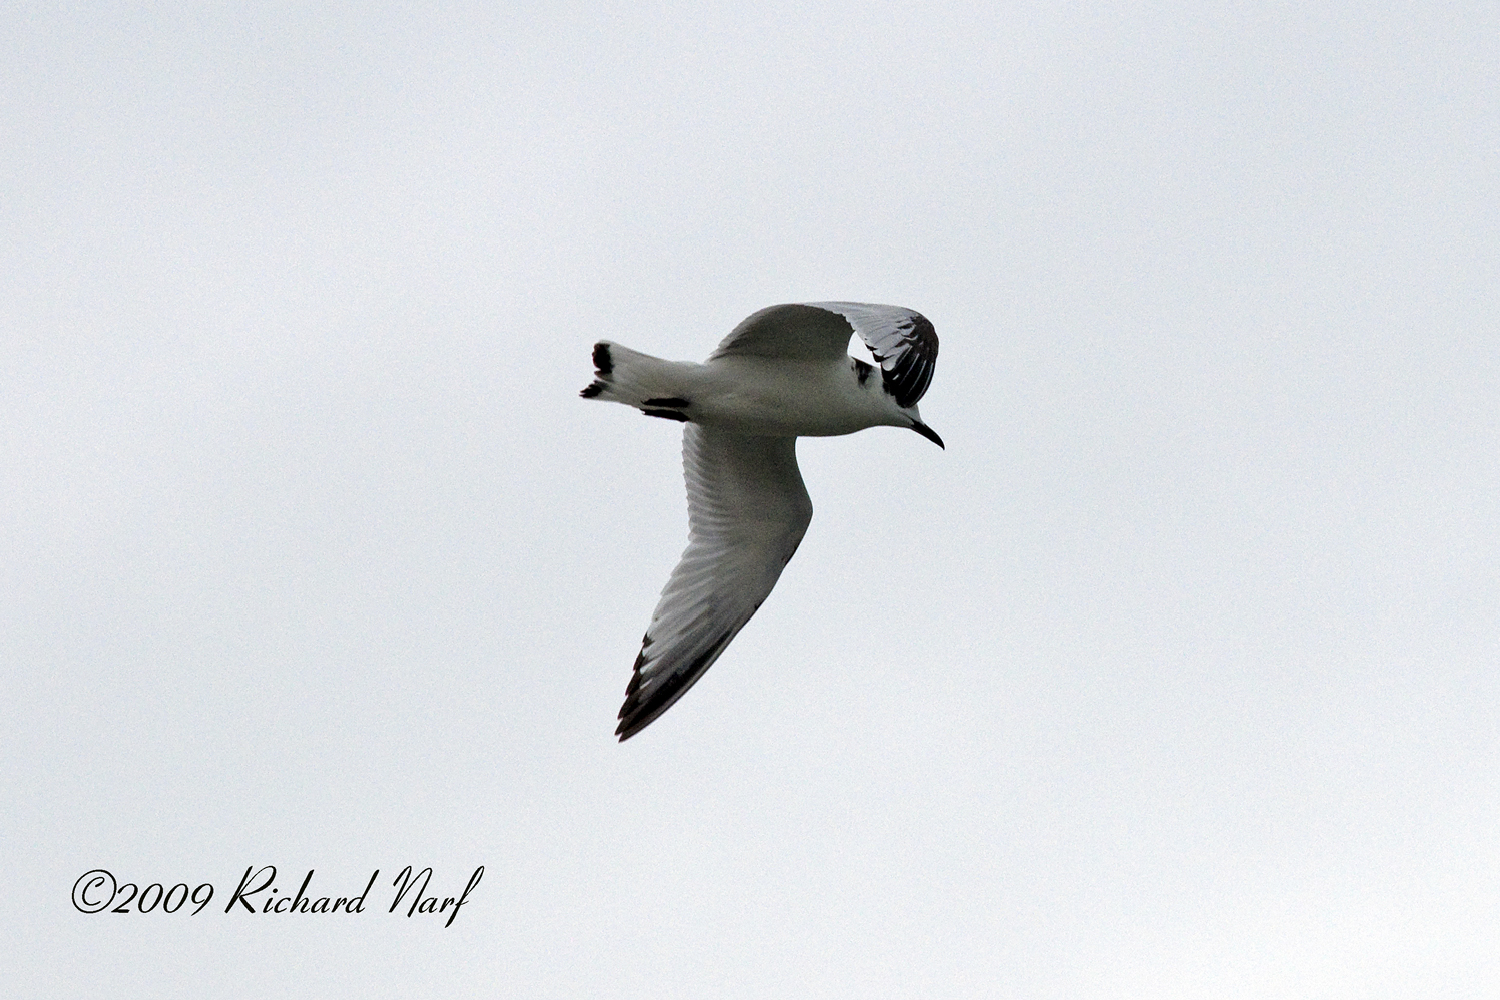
xmin=582 ymin=302 xmax=942 ymax=740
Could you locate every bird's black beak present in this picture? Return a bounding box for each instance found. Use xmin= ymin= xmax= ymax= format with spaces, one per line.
xmin=910 ymin=420 xmax=945 ymax=449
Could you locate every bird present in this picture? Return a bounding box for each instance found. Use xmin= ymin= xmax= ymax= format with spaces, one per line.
xmin=581 ymin=302 xmax=942 ymax=740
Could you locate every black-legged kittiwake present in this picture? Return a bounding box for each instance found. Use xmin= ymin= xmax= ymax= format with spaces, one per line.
xmin=581 ymin=302 xmax=942 ymax=740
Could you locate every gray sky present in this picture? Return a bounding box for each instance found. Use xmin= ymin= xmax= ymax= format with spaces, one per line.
xmin=5 ymin=2 xmax=1497 ymax=997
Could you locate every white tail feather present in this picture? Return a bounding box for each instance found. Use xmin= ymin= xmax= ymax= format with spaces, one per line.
xmin=580 ymin=341 xmax=699 ymax=414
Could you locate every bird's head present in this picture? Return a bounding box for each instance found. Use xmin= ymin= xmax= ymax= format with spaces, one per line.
xmin=849 ymin=354 xmax=943 ymax=448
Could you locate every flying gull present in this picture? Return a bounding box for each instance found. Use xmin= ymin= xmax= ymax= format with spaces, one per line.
xmin=581 ymin=302 xmax=942 ymax=740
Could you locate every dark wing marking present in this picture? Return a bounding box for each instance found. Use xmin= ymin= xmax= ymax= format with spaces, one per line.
xmin=616 ymin=424 xmax=813 ymax=740
xmin=807 ymin=302 xmax=939 ymax=408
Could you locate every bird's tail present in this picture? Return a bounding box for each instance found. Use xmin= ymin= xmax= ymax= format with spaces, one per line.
xmin=579 ymin=342 xmax=695 ymax=422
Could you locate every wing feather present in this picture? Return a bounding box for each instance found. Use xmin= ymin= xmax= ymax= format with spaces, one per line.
xmin=707 ymin=303 xmax=853 ymax=363
xmin=615 ymin=424 xmax=813 ymax=740
xmin=709 ymin=302 xmax=939 ymax=408
xmin=807 ymin=301 xmax=939 ymax=408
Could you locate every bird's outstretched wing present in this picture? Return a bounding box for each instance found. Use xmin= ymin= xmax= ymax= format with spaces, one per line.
xmin=710 ymin=302 xmax=939 ymax=408
xmin=616 ymin=424 xmax=813 ymax=740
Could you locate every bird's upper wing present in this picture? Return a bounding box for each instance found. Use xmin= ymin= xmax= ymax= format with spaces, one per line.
xmin=616 ymin=423 xmax=813 ymax=740
xmin=709 ymin=301 xmax=939 ymax=408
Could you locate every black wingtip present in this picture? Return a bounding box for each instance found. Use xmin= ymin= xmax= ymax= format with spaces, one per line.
xmin=911 ymin=420 xmax=945 ymax=449
xmin=614 ymin=630 xmax=735 ymax=741
xmin=614 ymin=640 xmax=651 ymax=741
xmin=580 ymin=380 xmax=606 ymax=398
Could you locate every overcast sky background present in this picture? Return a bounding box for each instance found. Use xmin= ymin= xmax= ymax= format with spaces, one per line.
xmin=5 ymin=2 xmax=1497 ymax=997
